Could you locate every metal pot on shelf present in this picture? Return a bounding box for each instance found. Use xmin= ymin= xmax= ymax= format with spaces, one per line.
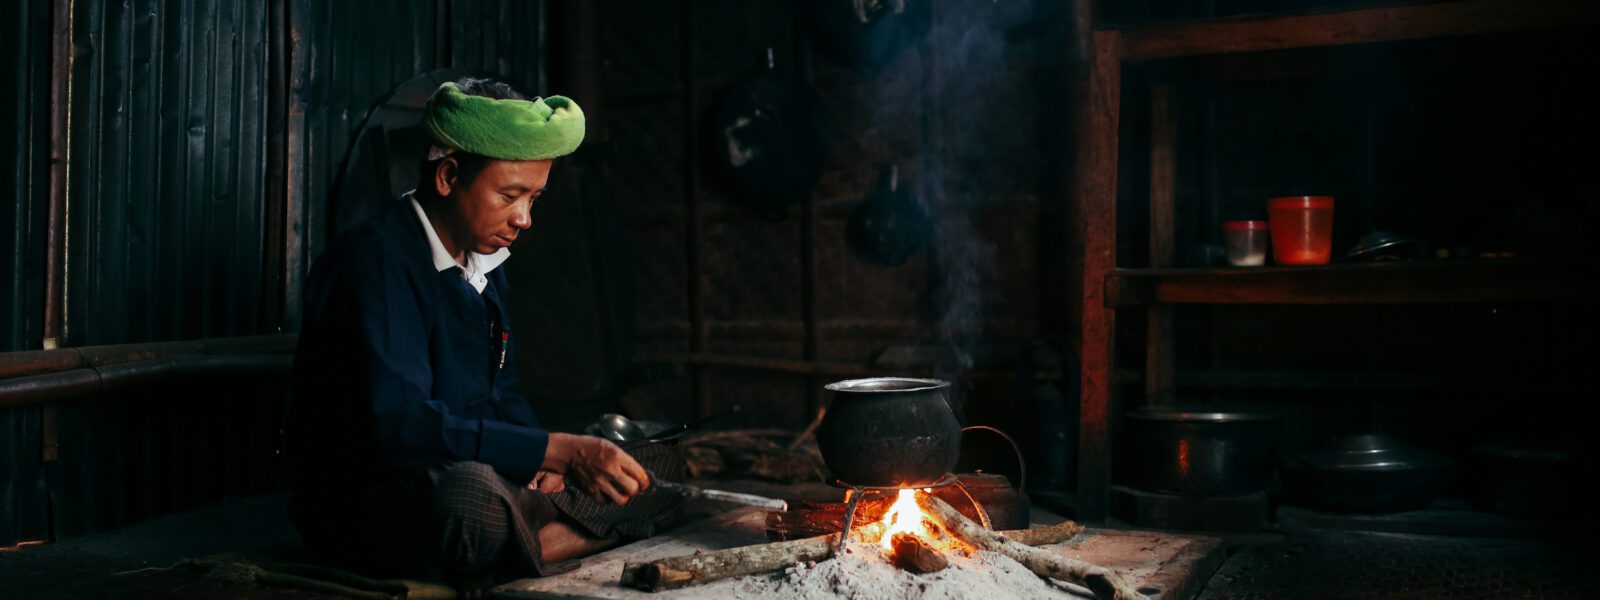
xmin=1278 ymin=433 xmax=1456 ymax=513
xmin=1126 ymin=408 xmax=1276 ymax=496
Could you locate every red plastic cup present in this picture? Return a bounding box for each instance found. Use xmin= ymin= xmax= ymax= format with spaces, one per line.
xmin=1267 ymin=196 xmax=1335 ymax=265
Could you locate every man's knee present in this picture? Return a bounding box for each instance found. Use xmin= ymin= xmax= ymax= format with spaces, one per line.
xmin=433 ymin=462 xmax=503 ymax=500
xmin=432 ymin=462 xmax=512 ymax=571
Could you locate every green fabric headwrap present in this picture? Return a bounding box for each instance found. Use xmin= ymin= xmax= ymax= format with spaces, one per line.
xmin=421 ymin=82 xmax=586 ymax=160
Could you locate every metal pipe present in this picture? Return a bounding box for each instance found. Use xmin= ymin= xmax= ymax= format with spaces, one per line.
xmin=0 ymin=355 xmax=292 ymax=411
xmin=0 ymin=333 xmax=297 ymax=380
xmin=434 ymin=0 xmax=452 ymax=70
xmin=261 ymin=0 xmax=290 ymax=331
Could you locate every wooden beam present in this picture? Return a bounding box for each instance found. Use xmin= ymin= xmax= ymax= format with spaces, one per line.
xmin=1073 ymin=30 xmax=1122 ymax=524
xmin=1106 ymin=262 xmax=1600 ymax=308
xmin=1176 ymin=368 xmax=1589 ymax=394
xmin=1120 ymin=0 xmax=1600 ymax=62
xmin=1144 ymin=85 xmax=1176 ymax=407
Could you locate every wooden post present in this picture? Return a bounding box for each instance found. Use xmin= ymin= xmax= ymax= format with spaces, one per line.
xmin=680 ymin=1 xmax=710 ymax=419
xmin=1073 ymin=30 xmax=1122 ymax=523
xmin=795 ymin=2 xmax=823 ymax=424
xmin=1145 ymin=85 xmax=1176 ymax=407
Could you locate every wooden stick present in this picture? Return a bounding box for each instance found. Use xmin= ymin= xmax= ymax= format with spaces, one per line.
xmin=621 ymin=522 xmax=884 ymax=592
xmin=918 ymin=495 xmax=1143 ymax=600
xmin=1002 ymin=518 xmax=1085 ymax=547
xmin=891 ymin=533 xmax=949 ymax=574
xmin=623 ymin=518 xmax=1086 ymax=592
xmin=785 ymin=405 xmax=827 ymax=452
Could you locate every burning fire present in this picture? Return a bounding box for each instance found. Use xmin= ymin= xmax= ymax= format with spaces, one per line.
xmin=877 ymin=488 xmax=935 ymax=549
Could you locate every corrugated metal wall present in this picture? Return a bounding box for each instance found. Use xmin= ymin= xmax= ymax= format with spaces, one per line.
xmin=65 ymin=0 xmax=275 ymax=347
xmin=1 ymin=0 xmax=545 ymax=546
xmin=47 ymin=0 xmax=283 ymax=540
xmin=0 ymin=0 xmax=56 ymax=547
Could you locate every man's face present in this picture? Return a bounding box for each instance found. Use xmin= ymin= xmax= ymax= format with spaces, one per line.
xmin=436 ymin=158 xmax=552 ymax=255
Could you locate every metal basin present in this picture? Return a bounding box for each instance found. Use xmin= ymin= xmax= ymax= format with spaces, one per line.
xmin=1279 ymin=434 xmax=1455 ymax=513
xmin=1126 ymin=408 xmax=1276 ymax=496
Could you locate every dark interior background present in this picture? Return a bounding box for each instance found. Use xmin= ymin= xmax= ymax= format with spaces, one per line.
xmin=3 ymin=0 xmax=1596 ymax=549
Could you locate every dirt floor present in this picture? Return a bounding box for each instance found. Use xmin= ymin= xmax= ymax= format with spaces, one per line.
xmin=0 ymin=480 xmax=843 ymax=600
xmin=5 ymin=482 xmax=1598 ymax=599
xmin=0 ymin=494 xmax=329 ymax=599
xmin=1195 ymin=530 xmax=1600 ymax=599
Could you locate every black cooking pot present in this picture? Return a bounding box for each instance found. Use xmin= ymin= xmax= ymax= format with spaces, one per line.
xmin=1126 ymin=408 xmax=1276 ymax=496
xmin=816 ymin=378 xmax=961 ymax=487
xmin=1278 ymin=434 xmax=1456 ymax=513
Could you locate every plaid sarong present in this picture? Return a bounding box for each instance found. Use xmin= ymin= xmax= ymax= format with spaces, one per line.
xmin=290 ymin=441 xmax=686 ymax=583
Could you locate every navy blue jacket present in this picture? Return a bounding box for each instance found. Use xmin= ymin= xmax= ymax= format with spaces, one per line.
xmin=290 ymin=200 xmax=548 ymax=489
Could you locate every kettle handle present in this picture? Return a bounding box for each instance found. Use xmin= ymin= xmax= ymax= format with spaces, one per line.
xmin=961 ymin=425 xmax=1027 ymax=493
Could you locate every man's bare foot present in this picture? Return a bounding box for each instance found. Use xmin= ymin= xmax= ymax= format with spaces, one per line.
xmin=538 ymin=519 xmax=621 ymax=563
xmin=450 ymin=569 xmax=495 ymax=600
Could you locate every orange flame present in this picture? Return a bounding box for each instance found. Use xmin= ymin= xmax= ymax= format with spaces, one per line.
xmin=877 ymin=488 xmax=933 ymax=549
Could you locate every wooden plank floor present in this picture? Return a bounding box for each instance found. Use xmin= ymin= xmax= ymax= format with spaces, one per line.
xmin=499 ymin=506 xmax=1224 ymax=599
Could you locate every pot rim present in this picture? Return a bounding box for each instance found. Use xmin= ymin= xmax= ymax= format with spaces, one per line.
xmin=1126 ymin=408 xmax=1275 ymax=423
xmin=824 ymin=377 xmax=950 ymax=393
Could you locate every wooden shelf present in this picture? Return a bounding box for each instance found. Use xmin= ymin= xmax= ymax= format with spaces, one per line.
xmin=1113 ymin=0 xmax=1600 ymax=62
xmin=1105 ymin=261 xmax=1600 ymax=307
xmin=1068 ymin=0 xmax=1600 ymax=524
xmin=1175 ymin=369 xmax=1584 ymax=394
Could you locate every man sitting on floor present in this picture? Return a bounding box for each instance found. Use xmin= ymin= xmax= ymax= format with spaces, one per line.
xmin=287 ymin=77 xmax=682 ymax=596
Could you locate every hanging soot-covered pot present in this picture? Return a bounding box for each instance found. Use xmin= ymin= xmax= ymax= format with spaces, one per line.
xmin=816 ymin=378 xmax=962 ymax=487
xmin=706 ymin=52 xmax=829 ymax=214
xmin=848 ymin=164 xmax=931 ymax=266
xmin=811 ymin=0 xmax=930 ymax=70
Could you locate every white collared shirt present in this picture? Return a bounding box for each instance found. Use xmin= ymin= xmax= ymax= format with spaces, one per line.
xmin=408 ymin=193 xmax=511 ymax=294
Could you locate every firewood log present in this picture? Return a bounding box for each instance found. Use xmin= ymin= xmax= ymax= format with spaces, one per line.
xmin=890 ymin=533 xmax=949 ymax=573
xmin=765 ymin=498 xmax=893 ymax=541
xmin=917 ymin=494 xmax=1143 ymax=600
xmin=620 ymin=522 xmax=885 ymax=592
xmin=765 ymin=500 xmax=1085 ymax=543
xmin=1000 ymin=518 xmax=1084 ymax=546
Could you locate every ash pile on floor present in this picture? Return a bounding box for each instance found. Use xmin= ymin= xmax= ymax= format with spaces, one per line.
xmin=695 ymin=540 xmax=1080 ymax=599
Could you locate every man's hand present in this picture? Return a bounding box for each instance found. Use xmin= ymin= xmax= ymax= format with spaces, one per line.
xmin=543 ymin=433 xmax=650 ymax=505
xmin=530 ymin=470 xmax=566 ymax=493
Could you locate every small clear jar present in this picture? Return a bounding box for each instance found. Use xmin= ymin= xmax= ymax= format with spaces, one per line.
xmin=1223 ymin=220 xmax=1268 ymax=266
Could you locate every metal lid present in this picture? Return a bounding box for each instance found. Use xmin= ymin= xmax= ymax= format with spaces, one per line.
xmin=1343 ymin=230 xmax=1419 ymax=261
xmin=1471 ymin=443 xmax=1570 ymax=463
xmin=1295 ymin=434 xmax=1454 ymax=472
xmin=825 ymin=377 xmax=950 ymax=393
xmin=1125 ymin=408 xmax=1276 ymax=423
